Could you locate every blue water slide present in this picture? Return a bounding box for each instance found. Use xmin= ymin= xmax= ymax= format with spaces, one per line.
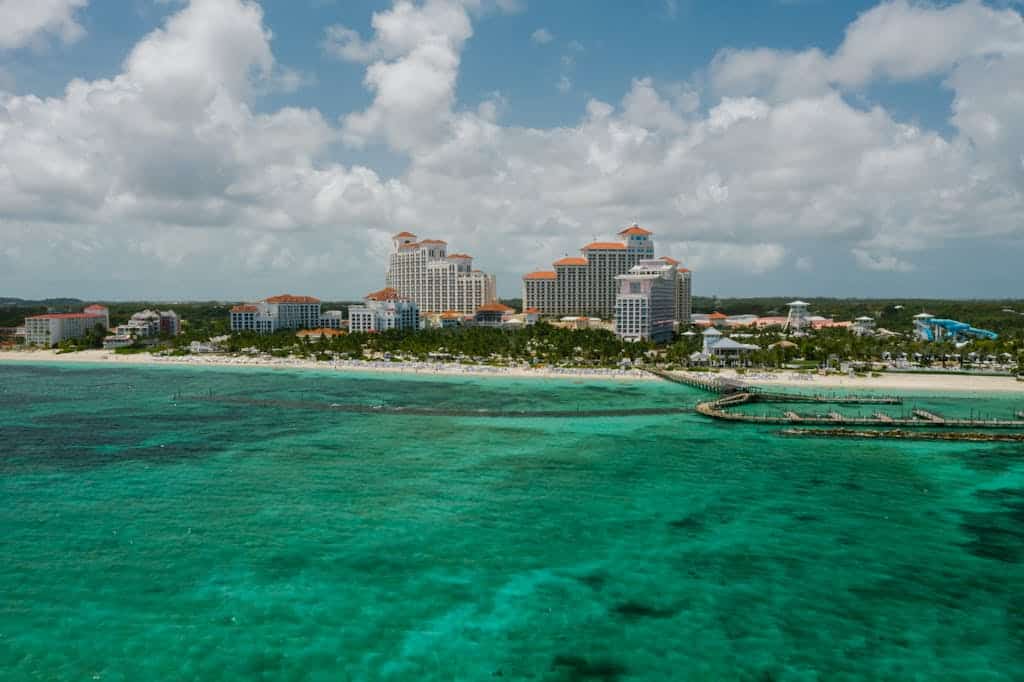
xmin=929 ymin=319 xmax=998 ymax=341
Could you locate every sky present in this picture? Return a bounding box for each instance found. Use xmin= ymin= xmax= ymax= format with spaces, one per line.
xmin=1 ymin=0 xmax=1023 ymax=301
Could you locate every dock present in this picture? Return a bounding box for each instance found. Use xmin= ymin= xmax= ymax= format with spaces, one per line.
xmin=643 ymin=369 xmax=745 ymax=394
xmin=696 ymin=392 xmax=1024 ymax=429
xmin=912 ymin=409 xmax=945 ymax=423
xmin=781 ymin=428 xmax=1024 ymax=443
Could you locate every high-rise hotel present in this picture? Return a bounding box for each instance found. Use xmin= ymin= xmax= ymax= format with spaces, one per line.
xmin=386 ymin=232 xmax=497 ymax=314
xmin=522 ymin=225 xmax=692 ymax=323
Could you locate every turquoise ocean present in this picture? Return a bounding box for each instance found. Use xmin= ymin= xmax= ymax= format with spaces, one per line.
xmin=1 ymin=362 xmax=1023 ymax=680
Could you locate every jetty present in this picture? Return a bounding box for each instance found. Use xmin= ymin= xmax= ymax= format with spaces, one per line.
xmin=696 ymin=392 xmax=1024 ymax=429
xmin=781 ymin=428 xmax=1024 ymax=443
xmin=643 ymin=369 xmax=744 ymax=394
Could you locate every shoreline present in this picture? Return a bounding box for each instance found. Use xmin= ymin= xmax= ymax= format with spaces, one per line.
xmin=1 ymin=350 xmax=1022 ymax=393
xmin=0 ymin=349 xmax=655 ymax=382
xmin=709 ymin=369 xmax=1024 ymax=395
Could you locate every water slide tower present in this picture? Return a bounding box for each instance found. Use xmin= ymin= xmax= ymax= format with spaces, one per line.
xmin=785 ymin=300 xmax=810 ymax=333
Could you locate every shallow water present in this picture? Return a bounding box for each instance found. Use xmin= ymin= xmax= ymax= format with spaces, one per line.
xmin=1 ymin=362 xmax=1023 ymax=680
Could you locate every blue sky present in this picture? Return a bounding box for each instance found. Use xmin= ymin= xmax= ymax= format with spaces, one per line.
xmin=1 ymin=0 xmax=1023 ymax=301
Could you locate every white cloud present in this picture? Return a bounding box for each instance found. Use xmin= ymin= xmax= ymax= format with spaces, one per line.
xmin=530 ymin=27 xmax=553 ymax=44
xmin=0 ymin=0 xmax=88 ymax=50
xmin=852 ymin=249 xmax=915 ymax=272
xmin=2 ymin=0 xmax=1024 ymax=298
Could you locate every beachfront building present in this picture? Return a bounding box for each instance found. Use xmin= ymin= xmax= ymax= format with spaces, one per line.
xmin=24 ymin=304 xmax=110 ymax=347
xmin=230 ymin=295 xmax=341 ymax=334
xmin=614 ymin=259 xmax=677 ymax=343
xmin=348 ymin=288 xmax=420 ymax=333
xmin=385 ymin=232 xmax=497 ymax=314
xmin=473 ymin=303 xmax=516 ymax=327
xmin=522 ymin=225 xmax=691 ymax=322
xmin=104 ymin=309 xmax=183 ymax=348
xmin=689 ymin=327 xmax=760 ymax=365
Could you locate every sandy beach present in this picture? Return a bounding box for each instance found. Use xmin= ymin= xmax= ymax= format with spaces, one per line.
xmin=1 ymin=349 xmax=1022 ymax=392
xmin=0 ymin=349 xmax=656 ymax=382
xmin=713 ymin=369 xmax=1024 ymax=394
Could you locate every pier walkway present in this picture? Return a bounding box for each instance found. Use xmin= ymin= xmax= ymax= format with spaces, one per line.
xmin=697 ymin=392 xmax=1024 ymax=429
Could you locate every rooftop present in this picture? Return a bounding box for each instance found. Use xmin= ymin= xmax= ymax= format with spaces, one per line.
xmin=393 ymin=231 xmax=416 ymax=238
xmin=477 ymin=303 xmax=515 ymax=313
xmin=553 ymin=257 xmax=588 ymax=266
xmin=365 ymin=287 xmax=403 ymax=301
xmin=582 ymin=241 xmax=627 ymax=250
xmin=618 ymin=225 xmax=653 ymax=236
xmin=230 ymin=304 xmax=259 ymax=313
xmin=266 ymin=294 xmax=320 ymax=304
xmin=27 ymin=312 xmax=107 ymax=320
xmin=447 ymin=253 xmax=472 ymax=259
xmin=523 ymin=271 xmax=557 ymax=280
xmin=420 ymin=239 xmax=447 ymax=245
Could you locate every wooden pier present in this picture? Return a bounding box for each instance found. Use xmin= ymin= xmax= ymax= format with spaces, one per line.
xmin=780 ymin=428 xmax=1024 ymax=443
xmin=643 ymin=369 xmax=745 ymax=394
xmin=696 ymin=392 xmax=1024 ymax=429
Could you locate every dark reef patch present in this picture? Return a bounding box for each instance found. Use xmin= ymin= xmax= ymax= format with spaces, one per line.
xmin=549 ymin=654 xmax=626 ymax=681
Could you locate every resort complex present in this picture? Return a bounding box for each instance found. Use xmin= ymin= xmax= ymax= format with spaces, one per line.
xmin=23 ymin=305 xmax=110 ymax=346
xmin=348 ymin=288 xmax=420 ymax=333
xmin=522 ymin=225 xmax=692 ymax=324
xmin=386 ymin=232 xmax=497 ymax=314
xmin=229 ymin=295 xmax=343 ymax=334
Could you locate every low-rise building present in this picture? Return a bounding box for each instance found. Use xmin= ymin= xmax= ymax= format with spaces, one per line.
xmin=348 ymin=288 xmax=419 ymax=333
xmin=24 ymin=305 xmax=109 ymax=347
xmin=230 ymin=294 xmax=324 ymax=334
xmin=614 ymin=259 xmax=677 ymax=343
xmin=474 ymin=303 xmax=516 ymax=327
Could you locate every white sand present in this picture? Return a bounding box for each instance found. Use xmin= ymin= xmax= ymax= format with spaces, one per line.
xmin=2 ymin=350 xmax=1021 ymax=393
xmin=0 ymin=349 xmax=655 ymax=382
xmin=713 ymin=369 xmax=1024 ymax=394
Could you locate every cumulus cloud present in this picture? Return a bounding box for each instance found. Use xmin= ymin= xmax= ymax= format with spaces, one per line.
xmin=530 ymin=27 xmax=553 ymax=44
xmin=2 ymin=0 xmax=1024 ymax=299
xmin=0 ymin=0 xmax=88 ymax=50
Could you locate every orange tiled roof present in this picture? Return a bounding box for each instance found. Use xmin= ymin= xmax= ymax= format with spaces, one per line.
xmin=365 ymin=287 xmax=401 ymax=301
xmin=582 ymin=242 xmax=626 ymax=250
xmin=659 ymin=256 xmax=680 ymax=265
xmin=477 ymin=303 xmax=514 ymax=313
xmin=618 ymin=225 xmax=653 ymax=236
xmin=440 ymin=311 xmax=463 ymax=320
xmin=523 ymin=271 xmax=557 ymax=280
xmin=420 ymin=239 xmax=447 ymax=244
xmin=297 ymin=328 xmax=346 ymax=337
xmin=393 ymin=231 xmax=416 ymax=238
xmin=265 ymin=294 xmax=320 ymax=304
xmin=708 ymin=312 xmax=728 ymax=319
xmin=554 ymin=257 xmax=588 ymax=266
xmin=447 ymin=253 xmax=472 ymax=259
xmin=525 ymin=307 xmax=540 ymax=313
xmin=231 ymin=304 xmax=259 ymax=313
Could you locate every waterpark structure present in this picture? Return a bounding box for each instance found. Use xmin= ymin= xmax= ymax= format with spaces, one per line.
xmin=913 ymin=313 xmax=998 ymax=343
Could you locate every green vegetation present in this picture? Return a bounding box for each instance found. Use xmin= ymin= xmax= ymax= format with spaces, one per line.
xmin=219 ymin=323 xmax=656 ymax=367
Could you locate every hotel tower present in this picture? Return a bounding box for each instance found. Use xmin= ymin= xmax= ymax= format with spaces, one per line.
xmin=522 ymin=225 xmax=692 ymax=323
xmin=386 ymin=232 xmax=497 ymax=314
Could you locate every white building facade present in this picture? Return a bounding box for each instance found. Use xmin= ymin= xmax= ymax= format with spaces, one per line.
xmin=523 ymin=225 xmax=692 ymax=323
xmin=348 ymin=288 xmax=420 ymax=333
xmin=385 ymin=233 xmax=497 ymax=314
xmin=614 ymin=259 xmax=678 ymax=343
xmin=24 ymin=305 xmax=109 ymax=347
xmin=230 ymin=295 xmax=334 ymax=334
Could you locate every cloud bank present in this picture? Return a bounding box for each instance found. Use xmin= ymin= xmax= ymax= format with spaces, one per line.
xmin=1 ymin=0 xmax=1022 ymax=298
